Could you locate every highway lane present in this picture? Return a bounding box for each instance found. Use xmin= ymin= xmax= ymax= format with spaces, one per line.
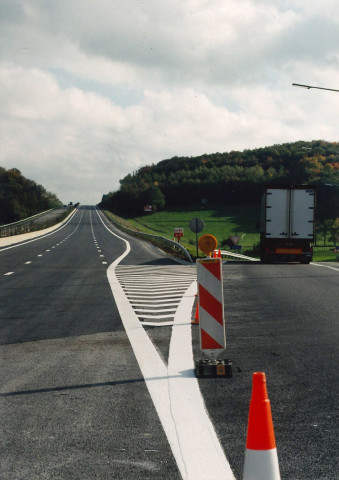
xmin=1 ymin=206 xmax=338 ymax=479
xmin=0 ymin=206 xmax=182 ymax=480
xmin=194 ymin=261 xmax=339 ymax=480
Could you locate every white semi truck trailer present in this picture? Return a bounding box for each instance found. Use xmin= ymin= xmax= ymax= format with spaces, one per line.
xmin=260 ymin=185 xmax=316 ymax=263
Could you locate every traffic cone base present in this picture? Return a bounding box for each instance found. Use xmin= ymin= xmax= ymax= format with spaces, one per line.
xmin=243 ymin=372 xmax=281 ymax=480
xmin=243 ymin=449 xmax=280 ymax=480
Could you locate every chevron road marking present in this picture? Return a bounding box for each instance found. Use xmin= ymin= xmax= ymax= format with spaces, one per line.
xmin=96 ymin=208 xmax=235 ymax=480
xmin=115 ymin=265 xmax=196 ymax=326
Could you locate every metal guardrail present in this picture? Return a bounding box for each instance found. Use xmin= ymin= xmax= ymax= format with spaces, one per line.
xmin=101 ymin=210 xmax=193 ymax=263
xmin=0 ymin=208 xmax=73 ymax=238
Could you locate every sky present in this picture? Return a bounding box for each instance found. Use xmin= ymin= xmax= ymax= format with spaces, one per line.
xmin=1 ymin=0 xmax=339 ymax=205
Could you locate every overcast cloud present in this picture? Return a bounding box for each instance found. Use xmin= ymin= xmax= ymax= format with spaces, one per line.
xmin=1 ymin=0 xmax=338 ymax=204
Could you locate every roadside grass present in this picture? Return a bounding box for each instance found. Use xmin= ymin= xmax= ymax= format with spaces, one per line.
xmin=312 ymin=248 xmax=339 ymax=262
xmin=106 ymin=204 xmax=261 ymax=257
xmin=104 ymin=206 xmax=338 ymax=262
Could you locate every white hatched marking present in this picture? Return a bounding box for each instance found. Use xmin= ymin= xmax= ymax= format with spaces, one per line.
xmin=124 ymin=286 xmax=190 ymax=293
xmin=142 ymin=321 xmax=174 ymax=327
xmin=115 ymin=265 xmax=196 ymax=326
xmin=135 ymin=308 xmax=177 ymax=314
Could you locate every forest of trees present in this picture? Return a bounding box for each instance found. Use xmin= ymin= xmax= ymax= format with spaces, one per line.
xmin=100 ymin=140 xmax=339 ymax=222
xmin=0 ymin=167 xmax=62 ymax=224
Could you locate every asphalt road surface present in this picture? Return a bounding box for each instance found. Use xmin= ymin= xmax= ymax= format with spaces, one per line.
xmin=0 ymin=206 xmax=338 ymax=480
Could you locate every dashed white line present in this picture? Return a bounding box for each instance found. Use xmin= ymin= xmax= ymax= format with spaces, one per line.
xmin=4 ymin=272 xmax=14 ymax=276
xmin=25 ymin=261 xmax=32 ymax=265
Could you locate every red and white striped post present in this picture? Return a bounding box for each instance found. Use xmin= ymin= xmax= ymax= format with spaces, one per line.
xmin=197 ymin=257 xmax=226 ymax=360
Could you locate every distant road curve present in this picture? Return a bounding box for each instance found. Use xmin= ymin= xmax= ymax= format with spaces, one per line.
xmin=0 ymin=207 xmax=78 ymax=248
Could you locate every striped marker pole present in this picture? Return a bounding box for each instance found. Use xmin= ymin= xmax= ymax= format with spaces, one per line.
xmin=197 ymin=257 xmax=226 ymax=360
xmin=243 ymin=372 xmax=281 ymax=480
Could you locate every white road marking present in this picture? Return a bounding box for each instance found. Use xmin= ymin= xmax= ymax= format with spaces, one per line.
xmin=142 ymin=321 xmax=174 ymax=327
xmin=37 ymin=254 xmax=43 ymax=257
xmin=25 ymin=261 xmax=32 ymax=264
xmin=4 ymin=272 xmax=14 ymax=276
xmin=311 ymin=262 xmax=339 ymax=272
xmin=96 ymin=208 xmax=235 ymax=480
xmin=134 ymin=308 xmax=177 ymax=314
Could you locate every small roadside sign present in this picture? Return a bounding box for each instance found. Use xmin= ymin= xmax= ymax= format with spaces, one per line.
xmin=174 ymin=228 xmax=184 ymax=242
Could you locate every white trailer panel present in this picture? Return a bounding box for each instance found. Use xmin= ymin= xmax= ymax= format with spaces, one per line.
xmin=290 ymin=188 xmax=315 ymax=239
xmin=265 ymin=188 xmax=289 ymax=238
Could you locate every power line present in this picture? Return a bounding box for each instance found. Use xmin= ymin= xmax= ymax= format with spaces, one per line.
xmin=292 ymin=83 xmax=339 ymax=92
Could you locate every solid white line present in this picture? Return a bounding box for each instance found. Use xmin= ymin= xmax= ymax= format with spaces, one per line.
xmin=168 ymin=283 xmax=235 ymax=480
xmin=96 ymin=208 xmax=235 ymax=480
xmin=311 ymin=262 xmax=339 ymax=272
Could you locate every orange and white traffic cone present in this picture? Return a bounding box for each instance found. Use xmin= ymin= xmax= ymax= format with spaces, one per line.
xmin=218 ymin=249 xmax=222 ymax=258
xmin=243 ymin=372 xmax=280 ymax=480
xmin=191 ymin=301 xmax=199 ymax=324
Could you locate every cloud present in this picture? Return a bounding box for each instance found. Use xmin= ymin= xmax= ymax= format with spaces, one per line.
xmin=0 ymin=0 xmax=338 ymax=204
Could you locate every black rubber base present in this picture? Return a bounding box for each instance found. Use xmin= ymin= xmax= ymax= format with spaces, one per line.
xmin=194 ymin=359 xmax=233 ymax=378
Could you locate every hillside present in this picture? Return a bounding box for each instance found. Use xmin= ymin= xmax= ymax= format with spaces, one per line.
xmin=0 ymin=167 xmax=63 ymax=224
xmin=100 ymin=140 xmax=339 ymax=222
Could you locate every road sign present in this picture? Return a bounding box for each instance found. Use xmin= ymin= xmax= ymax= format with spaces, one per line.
xmin=198 ymin=234 xmax=217 ymax=256
xmin=174 ymin=228 xmax=184 ymax=240
xmin=230 ymin=235 xmax=240 ymax=245
xmin=197 ymin=258 xmax=226 ymax=360
xmin=189 ymin=217 xmax=205 ymax=258
xmin=189 ymin=217 xmax=205 ymax=233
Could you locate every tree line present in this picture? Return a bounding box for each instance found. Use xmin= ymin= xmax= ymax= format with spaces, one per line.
xmin=0 ymin=167 xmax=62 ymax=224
xmin=100 ymin=140 xmax=339 ymax=222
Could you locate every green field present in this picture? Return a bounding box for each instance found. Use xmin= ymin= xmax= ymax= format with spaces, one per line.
xmin=107 ymin=204 xmax=261 ymax=257
xmin=105 ymin=205 xmax=338 ymax=263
